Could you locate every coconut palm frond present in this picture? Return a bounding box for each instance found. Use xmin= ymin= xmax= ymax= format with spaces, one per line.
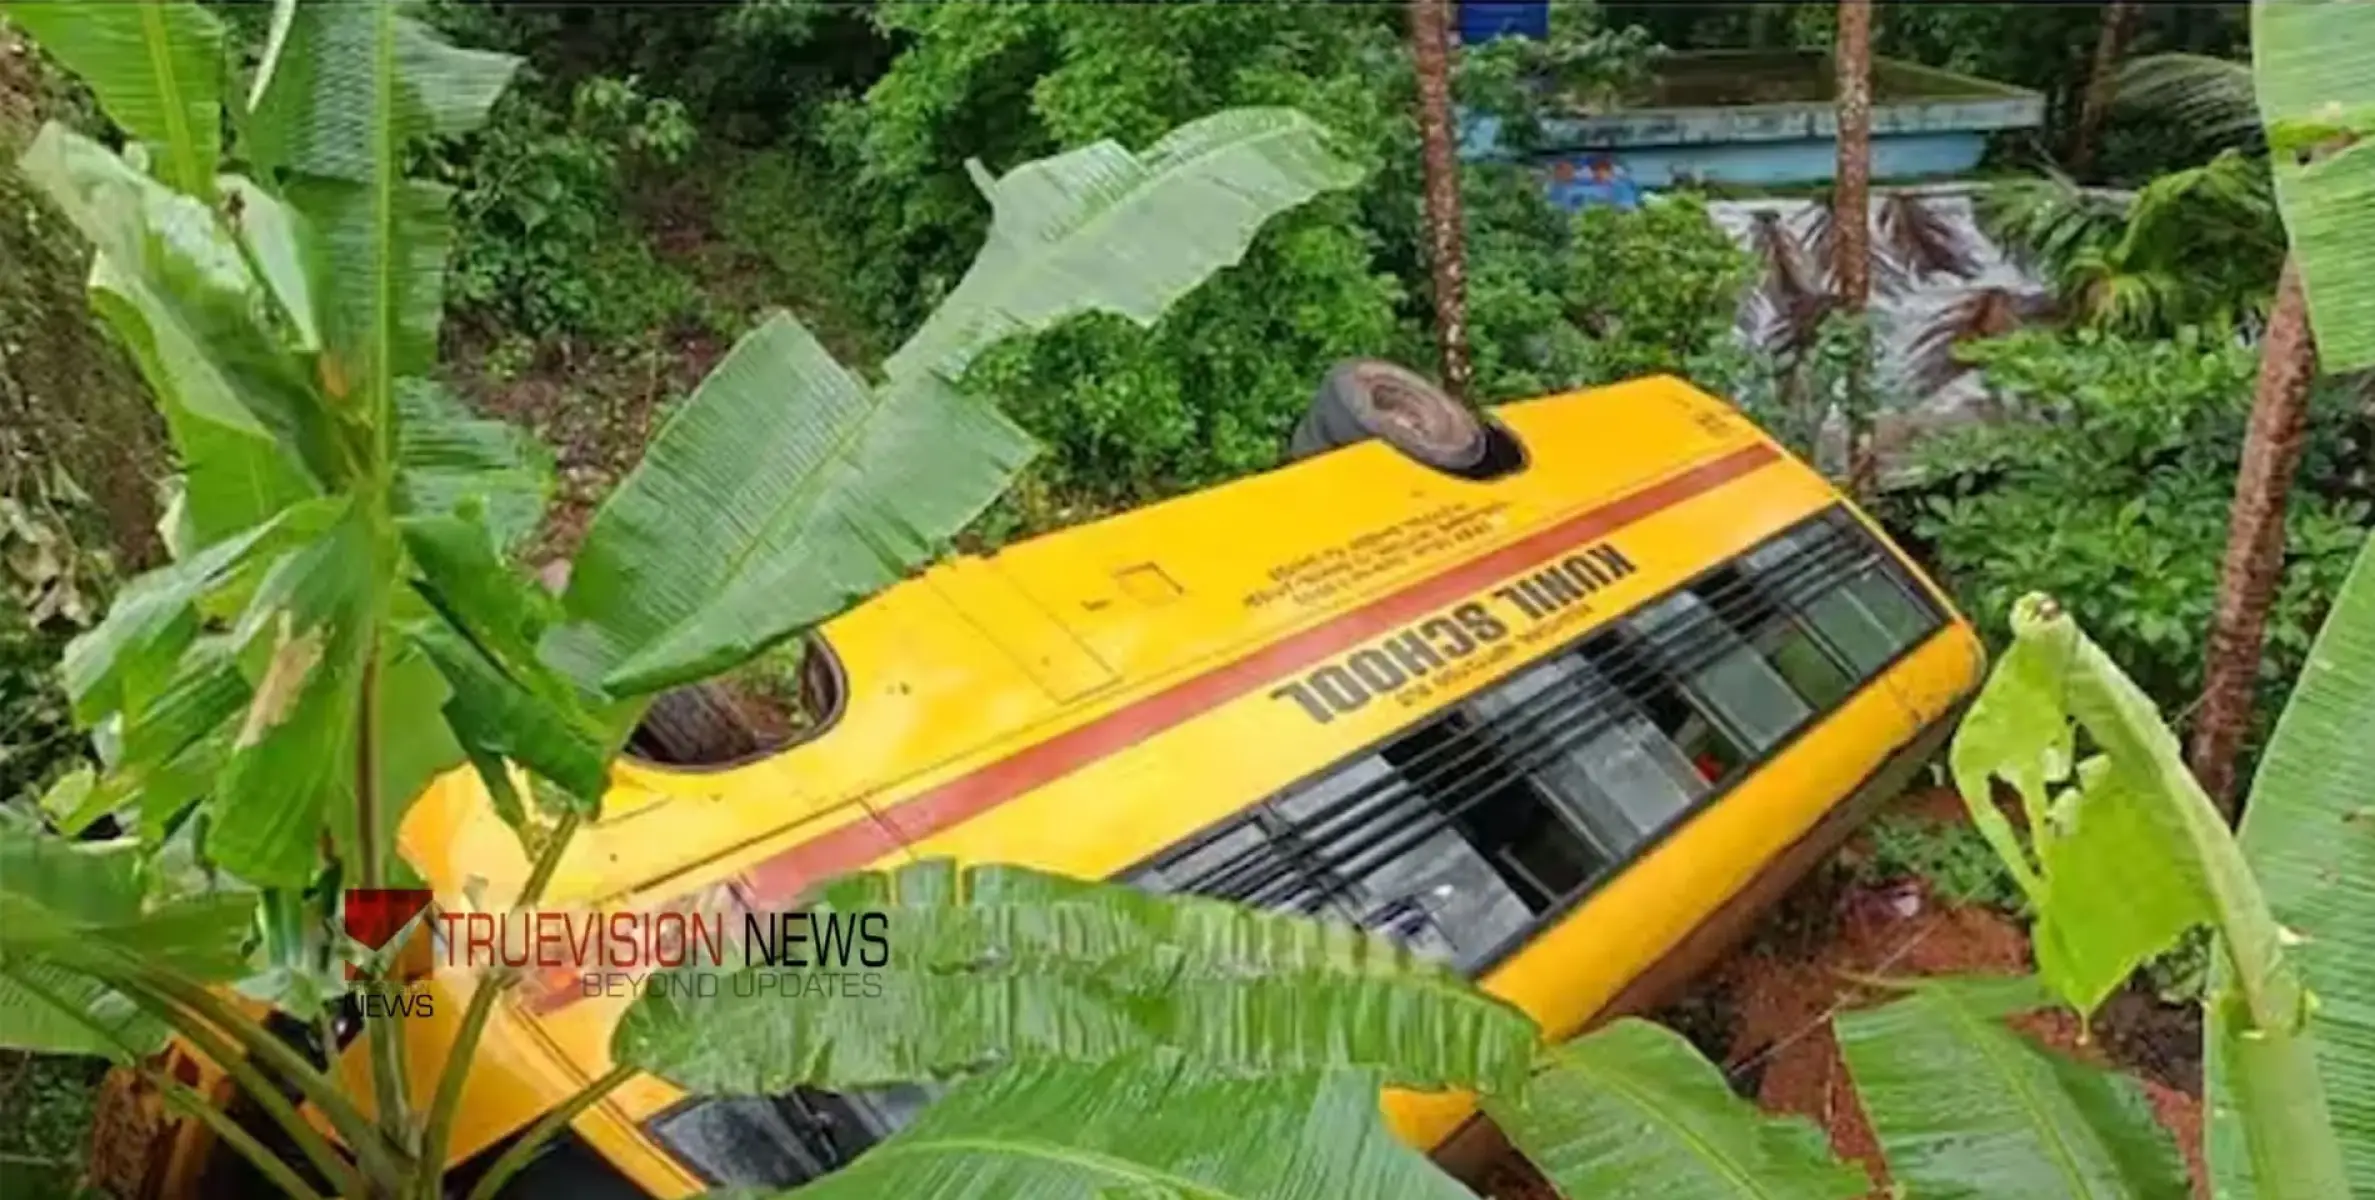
xmin=1798 ymin=195 xmax=1912 ymax=298
xmin=1903 ymin=286 xmax=2056 ymax=393
xmin=1762 ymin=288 xmax=1841 ymax=361
xmin=1976 ymin=172 xmax=2129 ymax=277
xmin=2114 ymin=52 xmax=2263 ymax=155
xmin=2118 ymin=150 xmax=2280 ymax=260
xmin=2081 ymin=262 xmax=2196 ymax=338
xmin=1877 ymin=191 xmax=1981 ymax=283
xmin=1749 ymin=208 xmax=1825 ymax=317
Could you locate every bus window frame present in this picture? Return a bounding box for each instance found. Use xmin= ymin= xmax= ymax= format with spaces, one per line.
xmin=1118 ymin=503 xmax=1950 ymax=978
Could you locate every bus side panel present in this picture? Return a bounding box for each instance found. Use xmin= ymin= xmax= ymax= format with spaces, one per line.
xmin=1380 ymin=626 xmax=1972 ymax=1147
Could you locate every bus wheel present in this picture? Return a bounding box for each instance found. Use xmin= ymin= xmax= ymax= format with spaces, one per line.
xmin=1287 ymin=359 xmax=1487 ymax=473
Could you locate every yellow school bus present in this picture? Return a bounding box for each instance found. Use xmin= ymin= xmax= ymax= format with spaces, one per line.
xmin=122 ymin=364 xmax=1981 ymax=1197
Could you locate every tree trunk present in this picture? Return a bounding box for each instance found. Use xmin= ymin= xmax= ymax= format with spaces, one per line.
xmin=1410 ymin=0 xmax=1474 ymax=402
xmin=1833 ymin=0 xmax=1875 ymax=491
xmin=2187 ymin=257 xmax=2320 ymax=819
xmin=2069 ymin=0 xmax=2139 ymax=178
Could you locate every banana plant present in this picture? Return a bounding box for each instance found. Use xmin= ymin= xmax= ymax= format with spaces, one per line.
xmin=0 ymin=0 xmax=1363 ymax=1193
xmin=615 ymin=860 xmax=2198 ymax=1199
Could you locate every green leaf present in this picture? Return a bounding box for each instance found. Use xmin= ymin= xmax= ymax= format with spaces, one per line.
xmin=59 ymin=513 xmax=283 ymax=725
xmin=222 ymin=176 xmax=325 ymax=354
xmin=37 ymin=767 xmax=102 ymax=837
xmin=613 ymin=860 xmax=1540 ymax=1097
xmin=244 ymin=2 xmax=517 ymax=183
xmin=369 ymin=637 xmax=464 ymax=853
xmin=883 ymin=106 xmax=1365 ymax=385
xmin=1 ymin=0 xmax=224 ymax=196
xmin=17 ymin=126 xmax=324 ymax=541
xmin=760 ymin=1056 xmax=1475 ymax=1200
xmin=1836 ymin=976 xmax=2192 ymax=1200
xmin=247 ymin=0 xmax=517 ymax=456
xmin=2215 ymin=532 xmax=2375 ymax=1192
xmin=1952 ymin=595 xmax=2345 ymax=1196
xmin=0 ymin=962 xmax=164 ymax=1061
xmin=1486 ymin=1019 xmax=1867 ymax=1200
xmin=1948 ymin=597 xmax=2219 ymax=1014
xmin=0 ymin=817 xmax=255 ymax=979
xmin=209 ymin=504 xmax=381 ymax=885
xmin=2253 ymin=0 xmax=2375 ymax=369
xmin=393 ymin=380 xmax=552 ymax=552
xmin=400 ymin=508 xmax=607 ymax=802
xmin=549 ymin=311 xmax=1036 ymax=698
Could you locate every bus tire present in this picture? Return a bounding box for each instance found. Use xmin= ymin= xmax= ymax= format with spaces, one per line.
xmin=629 ymin=680 xmax=765 ymax=766
xmin=1287 ymin=359 xmax=1487 ymax=473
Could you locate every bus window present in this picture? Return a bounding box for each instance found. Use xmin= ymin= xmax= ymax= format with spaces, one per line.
xmin=1744 ymin=512 xmax=1940 ymax=676
xmin=1623 ymin=591 xmax=1813 ymax=753
xmin=1589 ymin=629 xmax=1750 ymax=786
xmin=1697 ymin=562 xmax=1855 ymax=711
xmin=1461 ymin=654 xmax=1701 ymax=850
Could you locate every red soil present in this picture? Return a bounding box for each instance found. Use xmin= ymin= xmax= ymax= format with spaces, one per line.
xmin=1476 ymin=786 xmax=2207 ymax=1198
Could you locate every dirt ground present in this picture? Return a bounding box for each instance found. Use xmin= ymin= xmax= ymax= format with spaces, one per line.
xmin=1478 ymin=786 xmax=2208 ymax=1199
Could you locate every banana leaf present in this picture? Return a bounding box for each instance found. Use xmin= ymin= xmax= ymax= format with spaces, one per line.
xmin=209 ymin=505 xmax=380 ymax=885
xmin=1485 ymin=1018 xmax=1867 ymax=1200
xmin=548 ymin=312 xmax=1036 ymax=698
xmin=0 ymin=0 xmax=224 ymax=195
xmin=2211 ymin=532 xmax=2375 ymax=1195
xmin=613 ymin=861 xmax=1540 ymax=1098
xmin=1953 ymin=595 xmax=2346 ymax=1196
xmin=0 ymin=816 xmax=252 ymax=1059
xmin=1837 ymin=976 xmax=2191 ymax=1199
xmin=2253 ymin=0 xmax=2375 ymax=369
xmin=246 ymin=0 xmax=517 ymax=430
xmin=884 ymin=106 xmax=1365 ymax=385
xmin=765 ymin=1055 xmax=1476 ymax=1200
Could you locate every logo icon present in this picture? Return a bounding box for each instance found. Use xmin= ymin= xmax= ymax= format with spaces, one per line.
xmin=343 ymin=889 xmax=433 ymax=980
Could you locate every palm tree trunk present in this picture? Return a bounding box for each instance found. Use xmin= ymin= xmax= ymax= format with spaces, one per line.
xmin=2069 ymin=0 xmax=2139 ymax=178
xmin=1410 ymin=0 xmax=1474 ymax=402
xmin=1833 ymin=0 xmax=1875 ymax=491
xmin=2187 ymin=257 xmax=2320 ymax=818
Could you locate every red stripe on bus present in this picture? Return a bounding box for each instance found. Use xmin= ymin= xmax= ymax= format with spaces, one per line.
xmin=531 ymin=442 xmax=1777 ymax=1012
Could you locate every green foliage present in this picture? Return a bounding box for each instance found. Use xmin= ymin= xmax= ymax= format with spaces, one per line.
xmin=1898 ymin=329 xmax=2372 ymax=722
xmin=615 ymin=860 xmax=1539 ymax=1097
xmin=1952 ymin=592 xmax=2351 ymax=1196
xmin=1534 ymin=193 xmax=1756 ymax=384
xmin=2252 ymin=0 xmax=2375 ymax=371
xmin=1859 ymin=812 xmax=2028 ymax=915
xmin=431 ymin=72 xmax=703 ymax=342
xmin=7 ymin=0 xmax=1363 ymax=1189
xmin=1485 ymin=1019 xmax=1868 ymax=1200
xmin=1981 ymin=153 xmax=2288 ymax=339
xmin=2218 ymin=533 xmax=2375 ymax=1189
xmin=551 ymin=107 xmax=1357 ymax=698
xmin=812 ymin=2 xmax=1757 ymax=529
xmin=779 ymin=1058 xmax=1475 ymax=1200
xmin=1836 ymin=976 xmax=2192 ymax=1198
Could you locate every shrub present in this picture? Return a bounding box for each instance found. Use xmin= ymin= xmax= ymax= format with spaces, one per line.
xmin=1889 ymin=328 xmax=2372 ymax=723
xmin=431 ymin=71 xmax=704 ymax=343
xmin=1859 ymin=812 xmax=2027 ymax=914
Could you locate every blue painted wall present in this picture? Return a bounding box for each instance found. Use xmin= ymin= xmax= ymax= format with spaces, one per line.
xmin=1531 ymin=131 xmax=1990 ymax=199
xmin=1459 ymin=2 xmax=1548 ymax=43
